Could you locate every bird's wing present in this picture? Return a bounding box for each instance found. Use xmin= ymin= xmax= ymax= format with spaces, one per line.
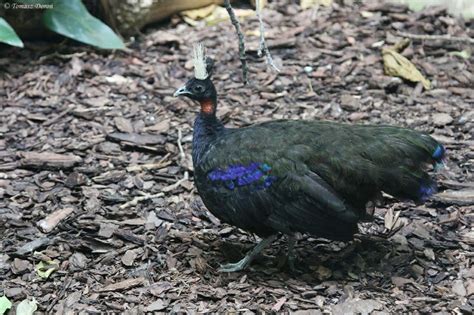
xmin=197 ymin=119 xmax=443 ymax=237
xmin=196 ymin=121 xmax=361 ymax=238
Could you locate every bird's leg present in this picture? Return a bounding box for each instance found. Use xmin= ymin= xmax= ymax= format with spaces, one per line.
xmin=277 ymin=234 xmax=298 ymax=272
xmin=286 ymin=235 xmax=297 ymax=272
xmin=218 ymin=235 xmax=277 ymax=272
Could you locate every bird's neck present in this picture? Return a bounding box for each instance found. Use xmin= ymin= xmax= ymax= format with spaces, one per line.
xmin=192 ymin=97 xmax=224 ymax=165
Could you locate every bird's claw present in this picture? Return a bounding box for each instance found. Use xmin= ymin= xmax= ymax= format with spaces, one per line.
xmin=218 ymin=259 xmax=249 ymax=273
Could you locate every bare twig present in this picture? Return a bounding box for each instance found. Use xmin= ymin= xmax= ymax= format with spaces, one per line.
xmin=120 ymin=172 xmax=189 ymax=209
xmin=395 ymin=31 xmax=474 ymax=45
xmin=126 ymin=153 xmax=172 ymax=172
xmin=224 ymin=0 xmax=249 ymax=84
xmin=126 ymin=161 xmax=172 ymax=172
xmin=120 ymin=192 xmax=165 ymax=209
xmin=177 ymin=128 xmax=185 ymax=161
xmin=161 ymin=171 xmax=189 ymax=192
xmin=256 ymin=0 xmax=280 ymax=72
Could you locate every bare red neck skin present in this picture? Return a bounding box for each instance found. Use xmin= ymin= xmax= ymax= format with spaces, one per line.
xmin=200 ymin=99 xmax=215 ymax=115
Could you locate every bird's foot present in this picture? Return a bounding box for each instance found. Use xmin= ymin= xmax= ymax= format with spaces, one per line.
xmin=218 ymin=235 xmax=277 ymax=273
xmin=275 ymin=235 xmax=301 ymax=273
xmin=218 ymin=257 xmax=251 ymax=273
xmin=276 ymin=252 xmax=299 ymax=274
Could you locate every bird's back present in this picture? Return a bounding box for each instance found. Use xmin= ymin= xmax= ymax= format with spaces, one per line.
xmin=193 ymin=118 xmax=443 ymax=240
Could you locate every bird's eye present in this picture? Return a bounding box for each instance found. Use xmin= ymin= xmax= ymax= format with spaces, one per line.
xmin=193 ymin=85 xmax=204 ymax=93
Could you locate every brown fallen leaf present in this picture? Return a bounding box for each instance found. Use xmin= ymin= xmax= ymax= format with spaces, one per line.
xmin=301 ymin=0 xmax=333 ymax=10
xmin=382 ymin=40 xmax=431 ymax=90
xmin=181 ymin=4 xmax=217 ymax=20
xmin=181 ymin=4 xmax=254 ymax=26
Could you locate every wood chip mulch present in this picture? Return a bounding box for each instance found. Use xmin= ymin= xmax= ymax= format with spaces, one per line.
xmin=0 ymin=1 xmax=473 ymax=313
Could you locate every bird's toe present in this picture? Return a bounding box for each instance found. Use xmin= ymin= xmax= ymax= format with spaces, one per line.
xmin=218 ymin=259 xmax=249 ymax=273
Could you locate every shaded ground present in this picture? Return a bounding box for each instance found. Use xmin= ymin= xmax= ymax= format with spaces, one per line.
xmin=1 ymin=1 xmax=473 ymax=313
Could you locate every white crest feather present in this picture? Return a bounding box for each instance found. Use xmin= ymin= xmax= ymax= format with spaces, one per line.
xmin=193 ymin=43 xmax=208 ymax=80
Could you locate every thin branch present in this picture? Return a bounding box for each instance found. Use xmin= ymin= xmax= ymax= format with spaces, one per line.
xmin=161 ymin=171 xmax=189 ymax=192
xmin=224 ymin=0 xmax=249 ymax=84
xmin=395 ymin=31 xmax=474 ymax=45
xmin=119 ymin=172 xmax=189 ymax=209
xmin=177 ymin=128 xmax=185 ymax=162
xmin=119 ymin=192 xmax=165 ymax=209
xmin=256 ymin=0 xmax=280 ymax=72
xmin=126 ymin=153 xmax=172 ymax=172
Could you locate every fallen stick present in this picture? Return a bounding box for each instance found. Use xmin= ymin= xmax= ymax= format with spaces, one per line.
xmin=126 ymin=153 xmax=172 ymax=172
xmin=120 ymin=172 xmax=189 ymax=209
xmin=395 ymin=31 xmax=474 ymax=45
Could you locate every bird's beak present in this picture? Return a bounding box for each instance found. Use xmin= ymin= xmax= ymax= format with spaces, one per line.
xmin=174 ymin=85 xmax=191 ymax=97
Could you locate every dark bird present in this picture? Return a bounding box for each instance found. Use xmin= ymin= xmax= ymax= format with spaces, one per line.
xmin=174 ymin=44 xmax=445 ymax=272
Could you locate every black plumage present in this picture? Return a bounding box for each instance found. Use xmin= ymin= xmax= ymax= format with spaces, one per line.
xmin=174 ymin=46 xmax=444 ymax=272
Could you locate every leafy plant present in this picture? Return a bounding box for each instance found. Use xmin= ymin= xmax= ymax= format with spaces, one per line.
xmin=0 ymin=0 xmax=125 ymax=49
xmin=0 ymin=17 xmax=24 ymax=47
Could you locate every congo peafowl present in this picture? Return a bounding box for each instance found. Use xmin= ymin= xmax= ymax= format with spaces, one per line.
xmin=174 ymin=44 xmax=445 ymax=272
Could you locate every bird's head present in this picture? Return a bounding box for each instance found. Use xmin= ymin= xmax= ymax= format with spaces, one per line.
xmin=174 ymin=43 xmax=216 ymax=115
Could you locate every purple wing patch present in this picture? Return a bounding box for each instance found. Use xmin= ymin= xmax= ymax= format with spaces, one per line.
xmin=208 ymin=162 xmax=276 ymax=191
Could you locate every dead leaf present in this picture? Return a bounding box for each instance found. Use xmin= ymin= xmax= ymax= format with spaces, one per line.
xmin=35 ymin=260 xmax=59 ymax=279
xmin=384 ymin=208 xmax=401 ymax=231
xmin=0 ymin=295 xmax=12 ymax=315
xmin=181 ymin=4 xmax=217 ymax=20
xmin=382 ymin=42 xmax=431 ymax=90
xmin=16 ymin=298 xmax=37 ymax=315
xmin=181 ymin=4 xmax=254 ymax=26
xmin=301 ymin=0 xmax=333 ymax=9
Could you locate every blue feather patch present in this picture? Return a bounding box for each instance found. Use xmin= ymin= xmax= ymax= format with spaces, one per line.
xmin=208 ymin=162 xmax=277 ymax=191
xmin=419 ymin=181 xmax=437 ymax=202
xmin=432 ymin=145 xmax=445 ymax=162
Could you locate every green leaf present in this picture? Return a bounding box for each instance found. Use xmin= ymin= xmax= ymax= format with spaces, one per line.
xmin=16 ymin=298 xmax=38 ymax=315
xmin=0 ymin=18 xmax=24 ymax=48
xmin=35 ymin=260 xmax=59 ymax=279
xmin=0 ymin=295 xmax=12 ymax=315
xmin=42 ymin=0 xmax=125 ymax=50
